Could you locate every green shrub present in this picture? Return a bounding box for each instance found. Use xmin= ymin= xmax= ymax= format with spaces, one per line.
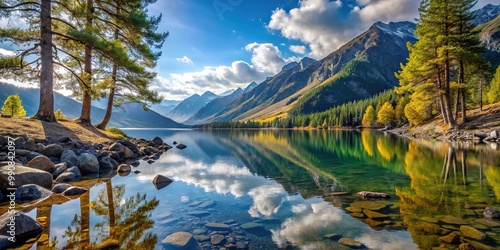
xmin=106 ymin=126 xmax=127 ymax=137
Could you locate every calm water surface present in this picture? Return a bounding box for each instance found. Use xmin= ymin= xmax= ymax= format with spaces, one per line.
xmin=3 ymin=129 xmax=500 ymax=250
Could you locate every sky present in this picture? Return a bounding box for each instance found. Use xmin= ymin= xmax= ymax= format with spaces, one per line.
xmin=0 ymin=0 xmax=498 ymax=101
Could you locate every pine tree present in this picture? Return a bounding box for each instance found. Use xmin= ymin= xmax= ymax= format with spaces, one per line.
xmin=362 ymin=105 xmax=376 ymax=127
xmin=377 ymin=102 xmax=395 ymax=125
xmin=488 ymin=66 xmax=500 ymax=104
xmin=0 ymin=0 xmax=55 ymax=121
xmin=1 ymin=94 xmax=27 ymax=117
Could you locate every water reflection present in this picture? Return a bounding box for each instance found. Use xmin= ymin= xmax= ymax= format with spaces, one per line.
xmin=1 ymin=129 xmax=499 ymax=249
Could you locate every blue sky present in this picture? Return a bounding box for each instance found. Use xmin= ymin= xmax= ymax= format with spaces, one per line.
xmin=0 ymin=0 xmax=498 ymax=100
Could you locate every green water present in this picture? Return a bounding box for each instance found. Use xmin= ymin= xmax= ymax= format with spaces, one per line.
xmin=2 ymin=129 xmax=500 ymax=249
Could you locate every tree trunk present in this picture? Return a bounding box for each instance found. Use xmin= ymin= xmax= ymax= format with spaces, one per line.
xmin=437 ymin=71 xmax=449 ymax=124
xmin=78 ymin=0 xmax=93 ymax=124
xmin=444 ymin=57 xmax=456 ymax=129
xmin=34 ymin=0 xmax=55 ymax=122
xmin=479 ymin=78 xmax=483 ymax=111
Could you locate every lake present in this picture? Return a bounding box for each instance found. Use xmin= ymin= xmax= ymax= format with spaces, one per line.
xmin=3 ymin=129 xmax=500 ymax=249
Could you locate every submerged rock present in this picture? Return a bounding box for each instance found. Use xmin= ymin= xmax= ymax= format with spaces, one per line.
xmin=350 ymin=201 xmax=387 ymax=211
xmin=162 ymin=232 xmax=199 ymax=249
xmin=176 ymin=144 xmax=187 ymax=149
xmin=241 ymin=222 xmax=263 ymax=230
xmin=460 ymin=225 xmax=486 ymax=240
xmin=205 ymin=223 xmax=231 ymax=231
xmin=211 ymin=234 xmax=225 ymax=245
xmin=338 ymin=238 xmax=363 ymax=248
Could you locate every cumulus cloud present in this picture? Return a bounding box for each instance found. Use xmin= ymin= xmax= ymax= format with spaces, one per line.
xmin=176 ymin=56 xmax=193 ymax=64
xmin=159 ymin=42 xmax=298 ymax=99
xmin=290 ymin=45 xmax=306 ymax=54
xmin=268 ymin=0 xmax=420 ymax=59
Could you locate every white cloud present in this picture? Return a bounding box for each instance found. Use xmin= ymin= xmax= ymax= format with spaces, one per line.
xmin=290 ymin=45 xmax=306 ymax=54
xmin=268 ymin=0 xmax=420 ymax=59
xmin=176 ymin=56 xmax=193 ymax=64
xmin=0 ymin=48 xmax=15 ymax=57
xmin=157 ymin=42 xmax=298 ymax=100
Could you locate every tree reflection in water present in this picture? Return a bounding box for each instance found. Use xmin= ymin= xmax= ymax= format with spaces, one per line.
xmin=59 ymin=180 xmax=159 ymax=249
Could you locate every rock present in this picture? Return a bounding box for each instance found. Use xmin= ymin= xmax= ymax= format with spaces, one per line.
xmin=109 ymin=142 xmax=124 ymax=153
xmin=323 ymin=234 xmax=341 ymax=240
xmin=60 ymin=150 xmax=79 ymax=167
xmin=205 ymin=223 xmax=231 ymax=231
xmin=173 ymin=141 xmax=178 ymax=145
xmin=0 ymin=211 xmax=42 ymax=248
xmin=241 ymin=222 xmax=263 ymax=230
xmin=77 ymin=153 xmax=99 ymax=174
xmin=0 ymin=192 xmax=2 ymax=201
xmin=51 ymin=162 xmax=68 ymax=178
xmin=198 ymin=200 xmax=215 ymax=208
xmin=484 ymin=207 xmax=500 ymax=219
xmin=15 ymin=184 xmax=52 ymax=203
xmin=363 ymin=210 xmax=389 ymax=220
xmin=123 ymin=146 xmax=135 ymax=159
xmin=176 ymin=144 xmax=187 ymax=149
xmin=134 ymin=170 xmax=141 ymax=174
xmin=119 ymin=140 xmax=139 ymax=153
xmin=351 ymin=212 xmax=365 ymax=218
xmin=460 ymin=225 xmax=486 ymax=240
xmin=188 ymin=211 xmax=210 ymax=217
xmin=439 ymin=232 xmax=460 ymax=244
xmin=27 ymin=155 xmax=56 ymax=172
xmin=99 ymin=156 xmax=118 ymax=171
xmin=117 ymin=164 xmax=131 ymax=173
xmin=350 ymin=201 xmax=387 ymax=211
xmin=193 ymin=235 xmax=210 ymax=242
xmin=54 ymin=167 xmax=81 ymax=183
xmin=357 ymin=191 xmax=390 ymax=199
xmin=159 ymin=217 xmax=179 ymax=225
xmin=52 ymin=183 xmax=72 ymax=193
xmin=152 ymin=174 xmax=173 ymax=190
xmin=236 ymin=241 xmax=248 ymax=249
xmin=440 ymin=215 xmax=469 ymax=225
xmin=0 ymin=165 xmax=53 ymax=190
xmin=162 ymin=232 xmax=199 ymax=249
xmin=66 ymin=166 xmax=82 ymax=178
xmin=152 ymin=136 xmax=163 ymax=146
xmin=43 ymin=144 xmax=64 ymax=158
xmin=458 ymin=243 xmax=474 ymax=250
xmin=346 ymin=207 xmax=363 ymax=213
xmin=62 ymin=186 xmax=88 ymax=196
xmin=57 ymin=136 xmax=72 ymax=143
xmin=23 ymin=139 xmax=36 ymax=151
xmin=131 ymin=161 xmax=140 ymax=167
xmin=147 ymin=159 xmax=155 ymax=164
xmin=475 ymin=218 xmax=500 ymax=227
xmin=464 ymin=239 xmax=496 ymax=250
xmin=193 ymin=228 xmax=207 ymax=235
xmin=490 ymin=130 xmax=498 ymax=138
xmin=158 ymin=211 xmax=172 ymax=219
xmin=0 ymin=135 xmax=7 ymax=147
xmin=338 ymin=238 xmax=363 ymax=248
xmin=211 ymin=234 xmax=225 ymax=245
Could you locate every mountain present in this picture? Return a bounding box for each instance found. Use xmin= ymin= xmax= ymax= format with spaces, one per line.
xmin=220 ymin=89 xmax=237 ymax=96
xmin=471 ymin=4 xmax=500 ymax=26
xmin=150 ymin=99 xmax=182 ymax=117
xmin=479 ymin=14 xmax=500 ymax=67
xmin=243 ymin=82 xmax=258 ymax=93
xmin=206 ymin=21 xmax=415 ymax=122
xmin=185 ymin=88 xmax=245 ymax=125
xmin=166 ymin=91 xmax=218 ymax=123
xmin=0 ymin=83 xmax=186 ymax=128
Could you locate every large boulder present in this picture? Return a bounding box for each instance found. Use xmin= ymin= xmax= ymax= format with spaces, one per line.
xmin=27 ymin=155 xmax=56 ymax=172
xmin=0 ymin=211 xmax=42 ymax=249
xmin=43 ymin=144 xmax=64 ymax=158
xmin=119 ymin=140 xmax=138 ymax=153
xmin=152 ymin=137 xmax=163 ymax=146
xmin=109 ymin=142 xmax=125 ymax=153
xmin=78 ymin=153 xmax=99 ymax=174
xmin=162 ymin=232 xmax=199 ymax=250
xmin=60 ymin=150 xmax=79 ymax=167
xmin=15 ymin=184 xmax=52 ymax=204
xmin=0 ymin=164 xmax=53 ymax=190
xmin=123 ymin=146 xmax=135 ymax=159
xmin=99 ymin=156 xmax=119 ymax=171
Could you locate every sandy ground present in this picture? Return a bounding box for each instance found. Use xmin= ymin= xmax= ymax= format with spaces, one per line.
xmin=0 ymin=117 xmax=122 ymax=143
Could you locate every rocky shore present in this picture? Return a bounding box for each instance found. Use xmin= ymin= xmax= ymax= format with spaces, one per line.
xmin=0 ymin=133 xmax=173 ymax=249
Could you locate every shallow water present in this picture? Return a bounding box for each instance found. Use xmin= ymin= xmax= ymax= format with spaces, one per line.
xmin=3 ymin=129 xmax=500 ymax=249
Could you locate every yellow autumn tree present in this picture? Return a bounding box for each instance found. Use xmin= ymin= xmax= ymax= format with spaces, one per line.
xmin=377 ymin=102 xmax=395 ymax=125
